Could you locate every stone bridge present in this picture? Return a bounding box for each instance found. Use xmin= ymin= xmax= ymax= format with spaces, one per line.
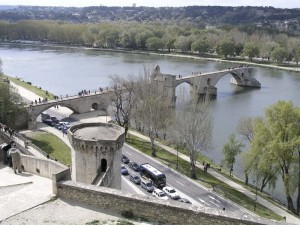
xmin=151 ymin=65 xmax=261 ymax=106
xmin=26 ymin=90 xmax=112 ymax=129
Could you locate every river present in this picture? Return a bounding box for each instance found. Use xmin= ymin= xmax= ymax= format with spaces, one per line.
xmin=1 ymin=44 xmax=300 ymax=204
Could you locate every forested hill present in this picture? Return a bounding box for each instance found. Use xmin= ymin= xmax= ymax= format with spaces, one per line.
xmin=0 ymin=5 xmax=299 ymax=27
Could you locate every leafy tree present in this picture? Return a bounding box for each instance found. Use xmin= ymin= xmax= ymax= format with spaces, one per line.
xmin=251 ymin=101 xmax=300 ymax=213
xmin=216 ymin=39 xmax=235 ymax=59
xmin=222 ymin=134 xmax=244 ymax=177
xmin=260 ymin=41 xmax=279 ymax=61
xmin=234 ymin=43 xmax=244 ymax=56
xmin=294 ymin=45 xmax=300 ymax=65
xmin=136 ymin=29 xmax=153 ymax=49
xmin=191 ymin=39 xmax=209 ymax=55
xmin=174 ymin=36 xmax=194 ymax=52
xmin=271 ymin=46 xmax=287 ymax=65
xmin=146 ymin=37 xmax=165 ymax=51
xmin=242 ymin=42 xmax=259 ymax=61
xmin=0 ymin=78 xmax=26 ymax=128
xmin=120 ymin=28 xmax=137 ymax=49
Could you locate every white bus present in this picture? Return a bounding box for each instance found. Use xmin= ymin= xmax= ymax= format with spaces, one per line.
xmin=140 ymin=163 xmax=166 ymax=188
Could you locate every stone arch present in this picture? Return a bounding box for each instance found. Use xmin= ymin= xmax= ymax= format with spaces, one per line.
xmin=101 ymin=158 xmax=107 ymax=172
xmin=91 ymin=103 xmax=99 ymax=110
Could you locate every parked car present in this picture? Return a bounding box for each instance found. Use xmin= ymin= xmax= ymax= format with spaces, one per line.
xmin=50 ymin=116 xmax=60 ymax=124
xmin=54 ymin=122 xmax=64 ymax=130
xmin=42 ymin=118 xmax=55 ymax=126
xmin=152 ymin=188 xmax=169 ymax=200
xmin=121 ymin=166 xmax=128 ymax=175
xmin=128 ymin=161 xmax=140 ymax=171
xmin=129 ymin=174 xmax=141 ymax=184
xmin=41 ymin=112 xmax=50 ymax=120
xmin=141 ymin=179 xmax=154 ymax=192
xmin=121 ymin=154 xmax=130 ymax=164
xmin=162 ymin=186 xmax=180 ymax=200
xmin=178 ymin=198 xmax=192 ymax=204
xmin=60 ymin=121 xmax=71 ymax=128
xmin=55 ymin=121 xmax=71 ymax=130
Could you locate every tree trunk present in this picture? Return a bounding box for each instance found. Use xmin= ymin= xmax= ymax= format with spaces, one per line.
xmin=149 ymin=132 xmax=156 ymax=157
xmin=190 ymin=155 xmax=196 ymax=179
xmin=124 ymin=126 xmax=128 ymax=138
xmin=245 ymin=173 xmax=249 ymax=185
xmin=282 ymin=170 xmax=296 ymax=213
xmin=287 ymin=196 xmax=296 ymax=213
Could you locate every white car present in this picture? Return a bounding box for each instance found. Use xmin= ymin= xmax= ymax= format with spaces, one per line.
xmin=152 ymin=188 xmax=169 ymax=200
xmin=163 ymin=186 xmax=180 ymax=200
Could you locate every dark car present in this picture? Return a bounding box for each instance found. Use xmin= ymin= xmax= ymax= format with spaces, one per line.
xmin=128 ymin=161 xmax=140 ymax=171
xmin=121 ymin=166 xmax=128 ymax=175
xmin=121 ymin=154 xmax=130 ymax=164
xmin=178 ymin=198 xmax=192 ymax=204
xmin=129 ymin=174 xmax=141 ymax=184
xmin=50 ymin=116 xmax=60 ymax=124
xmin=42 ymin=118 xmax=55 ymax=126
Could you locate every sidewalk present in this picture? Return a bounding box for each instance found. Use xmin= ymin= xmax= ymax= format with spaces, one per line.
xmin=0 ymin=164 xmax=53 ymax=222
xmin=128 ymin=130 xmax=300 ymax=225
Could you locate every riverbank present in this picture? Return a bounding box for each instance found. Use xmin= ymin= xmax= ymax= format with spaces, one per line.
xmin=2 ymin=42 xmax=300 ymax=74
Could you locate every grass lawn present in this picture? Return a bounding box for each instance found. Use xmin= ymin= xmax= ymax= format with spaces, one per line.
xmin=126 ymin=134 xmax=283 ymax=221
xmin=24 ymin=131 xmax=71 ymax=165
xmin=2 ymin=74 xmax=55 ymax=99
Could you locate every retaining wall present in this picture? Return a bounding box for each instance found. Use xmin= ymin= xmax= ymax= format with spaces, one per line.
xmin=57 ymin=180 xmax=278 ymax=225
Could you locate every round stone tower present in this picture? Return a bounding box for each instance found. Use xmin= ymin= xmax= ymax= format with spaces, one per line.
xmin=68 ymin=122 xmax=125 ymax=189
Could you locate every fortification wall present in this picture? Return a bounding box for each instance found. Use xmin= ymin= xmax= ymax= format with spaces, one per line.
xmin=21 ymin=154 xmax=68 ymax=179
xmin=57 ymin=180 xmax=276 ymax=225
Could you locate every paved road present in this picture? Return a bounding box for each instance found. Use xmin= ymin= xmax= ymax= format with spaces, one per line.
xmin=121 ymin=144 xmax=255 ymax=220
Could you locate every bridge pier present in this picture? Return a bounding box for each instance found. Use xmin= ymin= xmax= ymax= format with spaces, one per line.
xmin=191 ymin=85 xmax=217 ymax=102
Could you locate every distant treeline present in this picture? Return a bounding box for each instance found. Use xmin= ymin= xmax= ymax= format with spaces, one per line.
xmin=0 ymin=20 xmax=300 ymax=64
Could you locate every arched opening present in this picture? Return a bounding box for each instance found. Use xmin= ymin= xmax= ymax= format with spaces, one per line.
xmin=101 ymin=158 xmax=107 ymax=172
xmin=175 ymin=81 xmax=193 ymax=108
xmin=91 ymin=103 xmax=99 ymax=110
xmin=207 ymin=78 xmax=211 ymax=86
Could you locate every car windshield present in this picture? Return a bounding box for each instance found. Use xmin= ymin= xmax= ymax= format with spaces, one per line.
xmin=169 ymin=189 xmax=175 ymax=193
xmin=121 ymin=166 xmax=126 ymax=170
xmin=146 ymin=183 xmax=152 ymax=187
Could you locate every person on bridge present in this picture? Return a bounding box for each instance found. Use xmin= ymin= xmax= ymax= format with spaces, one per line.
xmin=9 ymin=146 xmax=22 ymax=174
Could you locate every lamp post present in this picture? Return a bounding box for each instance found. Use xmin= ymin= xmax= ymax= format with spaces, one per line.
xmin=176 ymin=146 xmax=179 ymax=170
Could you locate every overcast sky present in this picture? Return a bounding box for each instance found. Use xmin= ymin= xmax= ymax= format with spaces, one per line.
xmin=0 ymin=0 xmax=299 ymax=9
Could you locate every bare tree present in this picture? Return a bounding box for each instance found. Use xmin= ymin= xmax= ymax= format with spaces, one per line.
xmin=171 ymin=92 xmax=213 ymax=178
xmin=135 ymin=66 xmax=172 ymax=156
xmin=109 ymin=74 xmax=138 ymax=137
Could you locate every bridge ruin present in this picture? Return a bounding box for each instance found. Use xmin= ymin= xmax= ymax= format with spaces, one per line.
xmin=151 ymin=65 xmax=261 ymax=107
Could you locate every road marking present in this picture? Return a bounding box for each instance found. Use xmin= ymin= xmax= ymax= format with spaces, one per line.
xmin=175 ymin=181 xmax=185 ymax=186
xmin=198 ymin=198 xmax=210 ymax=206
xmin=122 ymin=176 xmax=145 ymax=195
xmin=209 ymin=200 xmax=220 ymax=208
xmin=208 ymin=195 xmax=220 ymax=203
xmin=126 ymin=152 xmax=132 ymax=156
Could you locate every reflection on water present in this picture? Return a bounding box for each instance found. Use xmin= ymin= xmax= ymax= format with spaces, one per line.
xmin=1 ymin=44 xmax=300 ymax=205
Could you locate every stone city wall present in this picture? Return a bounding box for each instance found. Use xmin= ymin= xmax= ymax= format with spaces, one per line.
xmin=21 ymin=154 xmax=68 ymax=179
xmin=57 ymin=180 xmax=278 ymax=225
